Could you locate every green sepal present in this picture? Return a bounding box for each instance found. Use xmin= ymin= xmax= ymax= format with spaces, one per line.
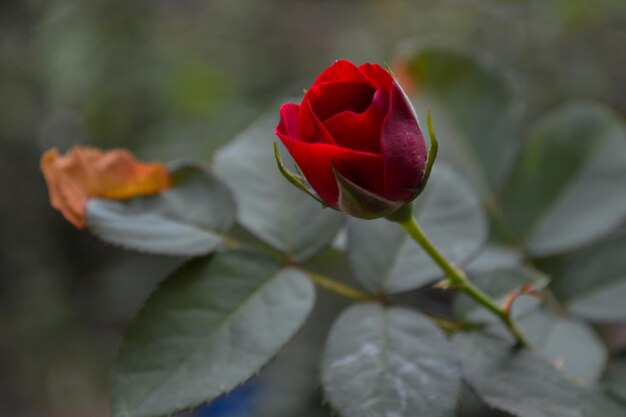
xmin=383 ymin=62 xmax=395 ymax=77
xmin=422 ymin=111 xmax=439 ymax=188
xmin=273 ymin=142 xmax=327 ymax=207
xmin=332 ymin=165 xmax=403 ymax=219
xmin=409 ymin=110 xmax=439 ymax=196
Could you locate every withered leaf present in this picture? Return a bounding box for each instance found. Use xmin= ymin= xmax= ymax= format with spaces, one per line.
xmin=41 ymin=146 xmax=170 ymax=228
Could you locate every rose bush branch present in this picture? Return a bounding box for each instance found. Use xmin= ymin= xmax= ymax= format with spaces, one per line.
xmin=387 ymin=203 xmax=529 ymax=347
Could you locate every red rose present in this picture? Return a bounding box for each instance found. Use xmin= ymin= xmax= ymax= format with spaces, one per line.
xmin=275 ymin=60 xmax=433 ymax=219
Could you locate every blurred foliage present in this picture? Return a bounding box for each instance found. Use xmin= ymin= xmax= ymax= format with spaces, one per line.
xmin=2 ymin=0 xmax=626 ymax=416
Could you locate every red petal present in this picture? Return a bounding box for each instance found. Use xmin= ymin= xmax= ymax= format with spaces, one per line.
xmin=306 ymin=81 xmax=376 ymax=121
xmin=312 ymin=60 xmax=370 ymax=86
xmin=359 ymin=63 xmax=394 ymax=90
xmin=298 ymin=99 xmax=336 ymax=144
xmin=380 ymin=80 xmax=427 ymax=201
xmin=323 ymin=88 xmax=388 ymax=153
xmin=277 ymin=133 xmax=384 ymax=207
xmin=276 ymin=103 xmax=301 ymax=139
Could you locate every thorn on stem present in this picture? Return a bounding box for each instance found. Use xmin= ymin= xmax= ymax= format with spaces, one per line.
xmin=502 ymin=284 xmax=542 ymax=313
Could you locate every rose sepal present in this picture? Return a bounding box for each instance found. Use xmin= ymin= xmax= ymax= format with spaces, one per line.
xmin=273 ymin=142 xmax=328 ymax=207
xmin=332 ymin=165 xmax=403 ymax=219
xmin=408 ymin=110 xmax=439 ymax=197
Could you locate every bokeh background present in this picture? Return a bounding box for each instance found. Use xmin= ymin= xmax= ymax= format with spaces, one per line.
xmin=1 ymin=0 xmax=625 ymax=416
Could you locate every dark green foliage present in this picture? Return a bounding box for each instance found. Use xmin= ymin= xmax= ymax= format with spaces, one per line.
xmin=110 ymin=250 xmax=315 ymax=417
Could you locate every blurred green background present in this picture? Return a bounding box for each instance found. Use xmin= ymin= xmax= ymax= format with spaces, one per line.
xmin=1 ymin=0 xmax=625 ymax=416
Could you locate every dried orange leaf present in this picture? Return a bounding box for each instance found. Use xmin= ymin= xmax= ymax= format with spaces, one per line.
xmin=40 ymin=146 xmax=171 ymax=229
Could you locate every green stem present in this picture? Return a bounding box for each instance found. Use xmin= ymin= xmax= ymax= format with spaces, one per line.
xmin=220 ymin=232 xmax=371 ymax=302
xmin=388 ymin=204 xmax=529 ymax=348
xmin=302 ymin=269 xmax=373 ymax=301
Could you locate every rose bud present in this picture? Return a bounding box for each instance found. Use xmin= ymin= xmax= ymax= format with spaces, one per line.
xmin=274 ymin=60 xmax=436 ymax=219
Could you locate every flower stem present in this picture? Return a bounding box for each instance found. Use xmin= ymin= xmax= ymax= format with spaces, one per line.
xmin=389 ymin=205 xmax=529 ymax=348
xmin=302 ymin=269 xmax=373 ymax=301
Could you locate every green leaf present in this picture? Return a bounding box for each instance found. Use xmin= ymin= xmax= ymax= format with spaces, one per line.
xmin=347 ymin=165 xmax=487 ymax=294
xmin=405 ymin=48 xmax=520 ymax=193
xmin=604 ymin=353 xmax=626 ymax=403
xmin=214 ymin=115 xmax=345 ymax=262
xmin=86 ymin=162 xmax=236 ymax=256
xmin=466 ymin=244 xmax=523 ymax=273
xmin=455 ymin=382 xmax=504 ymax=417
xmin=580 ymin=389 xmax=626 ymax=417
xmin=110 ymin=250 xmax=315 ymax=417
xmin=553 ymin=230 xmax=626 ymax=322
xmin=517 ymin=310 xmax=608 ymax=387
xmin=504 ymin=102 xmax=626 ymax=256
xmin=454 ymin=332 xmax=583 ymax=417
xmin=321 ymin=303 xmax=461 ymax=417
xmin=250 ymin=250 xmax=353 ymax=417
xmin=453 ymin=267 xmax=548 ymax=322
